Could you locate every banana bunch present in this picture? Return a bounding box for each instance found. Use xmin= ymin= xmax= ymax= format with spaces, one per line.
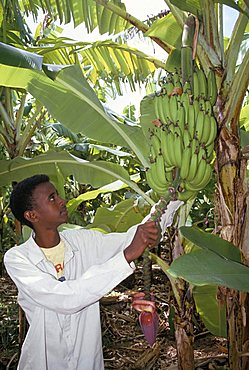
xmin=145 ymin=68 xmax=217 ymax=201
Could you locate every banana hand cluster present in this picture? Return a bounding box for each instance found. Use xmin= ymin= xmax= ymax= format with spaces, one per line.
xmin=146 ymin=68 xmax=217 ymax=201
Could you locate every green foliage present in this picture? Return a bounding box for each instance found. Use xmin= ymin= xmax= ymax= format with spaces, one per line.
xmin=193 ymin=285 xmax=227 ymax=337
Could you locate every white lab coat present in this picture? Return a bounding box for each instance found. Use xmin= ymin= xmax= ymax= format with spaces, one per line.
xmin=4 ymin=226 xmax=137 ymax=370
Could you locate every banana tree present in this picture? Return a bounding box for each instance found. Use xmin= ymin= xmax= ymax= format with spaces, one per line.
xmin=85 ymin=2 xmax=248 ymax=369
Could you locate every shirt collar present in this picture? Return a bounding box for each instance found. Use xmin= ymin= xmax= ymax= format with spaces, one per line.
xmin=26 ymin=232 xmax=78 ymax=266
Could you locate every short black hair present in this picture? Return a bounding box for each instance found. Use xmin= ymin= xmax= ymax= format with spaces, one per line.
xmin=10 ymin=174 xmax=50 ymax=228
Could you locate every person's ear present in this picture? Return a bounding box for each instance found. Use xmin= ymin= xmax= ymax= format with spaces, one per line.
xmin=24 ymin=210 xmax=39 ymax=224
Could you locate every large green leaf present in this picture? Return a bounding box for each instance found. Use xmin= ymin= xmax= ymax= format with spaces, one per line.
xmin=145 ymin=13 xmax=182 ymax=49
xmin=66 ymin=175 xmax=139 ymax=214
xmin=168 ymin=248 xmax=249 ymax=291
xmin=0 ymin=151 xmax=153 ymax=203
xmin=28 ymin=36 xmax=163 ymax=95
xmin=0 ymin=62 xmax=149 ymax=167
xmin=29 ymin=64 xmax=149 ymax=166
xmin=0 ymin=63 xmax=38 ymax=89
xmin=240 ymin=104 xmax=249 ymax=129
xmin=240 ymin=129 xmax=249 ymax=149
xmin=151 ymin=251 xmax=227 ymax=337
xmin=12 ymin=0 xmax=130 ymax=34
xmin=170 ymin=0 xmax=201 ymax=16
xmin=165 ymin=48 xmax=181 ymax=72
xmin=86 ymin=198 xmax=144 ymax=232
xmin=180 ymin=226 xmax=241 ymax=262
xmin=193 ymin=285 xmax=227 ymax=337
xmin=139 ymin=93 xmax=157 ymax=143
xmin=0 ymin=43 xmax=43 ymax=70
xmin=0 ymin=151 xmax=124 ymax=186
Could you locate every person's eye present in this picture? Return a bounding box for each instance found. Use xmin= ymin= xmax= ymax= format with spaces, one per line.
xmin=49 ymin=195 xmax=55 ymax=201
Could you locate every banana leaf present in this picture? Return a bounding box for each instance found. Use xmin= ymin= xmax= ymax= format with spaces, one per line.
xmin=193 ymin=285 xmax=227 ymax=338
xmin=0 ymin=151 xmax=153 ymax=202
xmin=168 ymin=248 xmax=249 ymax=292
xmin=169 ymin=0 xmax=201 ymax=16
xmin=0 ymin=62 xmax=149 ymax=167
xmin=145 ymin=13 xmax=182 ymax=49
xmin=180 ymin=226 xmax=241 ymax=262
xmin=0 ymin=42 xmax=43 ymax=70
xmin=85 ymin=198 xmax=144 ymax=232
xmin=66 ymin=174 xmax=141 ymax=214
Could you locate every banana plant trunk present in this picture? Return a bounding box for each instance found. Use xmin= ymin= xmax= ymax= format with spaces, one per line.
xmin=216 ymin=125 xmax=249 ymax=370
xmin=174 ymin=314 xmax=194 ymax=370
xmin=173 ymin=279 xmax=194 ymax=370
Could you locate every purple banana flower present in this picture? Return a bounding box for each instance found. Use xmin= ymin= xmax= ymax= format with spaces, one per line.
xmin=132 ymin=292 xmax=159 ymax=346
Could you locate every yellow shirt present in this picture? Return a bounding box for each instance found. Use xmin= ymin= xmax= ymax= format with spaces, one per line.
xmin=41 ymin=240 xmax=65 ymax=278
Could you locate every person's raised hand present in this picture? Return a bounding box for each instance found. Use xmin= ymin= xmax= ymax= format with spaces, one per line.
xmin=124 ymin=220 xmax=160 ymax=263
xmin=142 ymin=200 xmax=183 ymax=240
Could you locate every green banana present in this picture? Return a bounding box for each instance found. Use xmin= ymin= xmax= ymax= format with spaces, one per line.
xmin=155 ymin=154 xmax=169 ymax=186
xmin=197 ymin=145 xmax=207 ymax=163
xmin=173 ymin=124 xmax=181 ymax=137
xmin=177 ymin=188 xmax=197 ymax=201
xmin=193 ymin=98 xmax=200 ymax=119
xmin=150 ymin=131 xmax=161 ymax=156
xmin=165 ymin=169 xmax=174 ymax=183
xmin=207 ymin=68 xmax=217 ymax=106
xmin=174 ymin=133 xmax=183 ymax=168
xmin=176 ymin=104 xmax=185 ymax=135
xmin=191 ymin=138 xmax=199 ymax=156
xmin=169 ymin=95 xmax=178 ymax=122
xmin=204 ymin=100 xmax=212 ymax=116
xmin=197 ymin=67 xmax=208 ymax=99
xmin=161 ymin=129 xmax=175 ymax=168
xmin=150 ymin=161 xmax=167 ymax=187
xmin=146 ymin=168 xmax=168 ymax=197
xmin=183 ymin=127 xmax=192 ymax=149
xmin=167 ymin=131 xmax=178 ymax=167
xmin=206 ymin=116 xmax=217 ymax=146
xmin=180 ymin=91 xmax=191 ymax=107
xmin=154 ymin=95 xmax=161 ymax=120
xmin=185 ymin=159 xmax=207 ymax=191
xmin=195 ymin=109 xmax=205 ymax=142
xmin=198 ymin=97 xmax=206 ymax=111
xmin=154 ymin=95 xmax=166 ymax=124
xmin=186 ymin=152 xmax=198 ymax=181
xmin=201 ymin=113 xmax=212 ymax=144
xmin=206 ymin=141 xmax=215 ymax=159
xmin=187 ymin=104 xmax=196 ymax=138
xmin=149 ymin=144 xmax=157 ymax=162
xmin=187 ymin=163 xmax=212 ymax=191
xmin=179 ymin=145 xmax=192 ymax=180
xmin=161 ymin=94 xmax=171 ymax=124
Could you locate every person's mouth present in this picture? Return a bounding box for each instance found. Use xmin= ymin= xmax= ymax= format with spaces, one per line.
xmin=61 ymin=207 xmax=68 ymax=216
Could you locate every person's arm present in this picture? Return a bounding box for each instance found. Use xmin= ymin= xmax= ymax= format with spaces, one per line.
xmin=4 ymin=246 xmax=134 ymax=315
xmin=4 ymin=220 xmax=159 ymax=315
xmin=124 ymin=220 xmax=160 ymax=263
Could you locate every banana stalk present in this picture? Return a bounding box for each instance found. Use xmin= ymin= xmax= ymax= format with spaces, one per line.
xmin=181 ymin=15 xmax=196 ymax=86
xmin=143 ymin=196 xmax=171 ymax=300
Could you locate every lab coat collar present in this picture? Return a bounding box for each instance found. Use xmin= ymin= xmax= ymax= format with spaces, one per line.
xmin=26 ymin=232 xmax=78 ymax=266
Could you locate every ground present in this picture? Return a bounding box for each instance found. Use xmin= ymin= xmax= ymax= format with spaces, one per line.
xmin=0 ymin=266 xmax=229 ymax=370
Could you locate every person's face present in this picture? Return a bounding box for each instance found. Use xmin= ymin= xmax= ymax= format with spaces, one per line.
xmin=24 ymin=181 xmax=68 ymax=229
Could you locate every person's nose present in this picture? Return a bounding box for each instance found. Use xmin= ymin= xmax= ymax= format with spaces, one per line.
xmin=58 ymin=196 xmax=67 ymax=206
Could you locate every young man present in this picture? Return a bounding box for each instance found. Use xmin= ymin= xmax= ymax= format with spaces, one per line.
xmin=4 ymin=174 xmax=182 ymax=370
